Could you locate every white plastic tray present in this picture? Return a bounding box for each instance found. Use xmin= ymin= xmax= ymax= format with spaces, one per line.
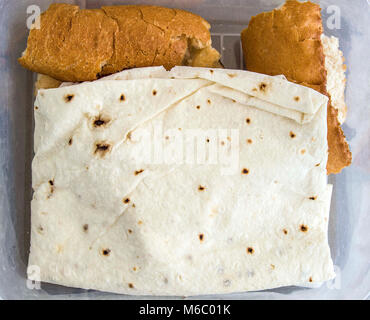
xmin=0 ymin=0 xmax=369 ymax=299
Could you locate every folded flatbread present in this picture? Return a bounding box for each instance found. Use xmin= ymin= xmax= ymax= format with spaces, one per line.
xmin=30 ymin=66 xmax=335 ymax=296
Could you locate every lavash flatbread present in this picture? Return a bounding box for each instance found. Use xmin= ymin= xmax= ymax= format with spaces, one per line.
xmin=29 ymin=66 xmax=334 ymax=296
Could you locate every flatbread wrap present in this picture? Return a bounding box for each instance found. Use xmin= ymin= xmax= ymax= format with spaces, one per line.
xmin=29 ymin=66 xmax=335 ymax=296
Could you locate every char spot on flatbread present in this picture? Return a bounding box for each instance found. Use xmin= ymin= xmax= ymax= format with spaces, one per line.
xmin=300 ymin=224 xmax=308 ymax=232
xmin=242 ymin=168 xmax=249 ymax=175
xmin=68 ymin=137 xmax=73 ymax=145
xmin=120 ymin=94 xmax=125 ymax=101
xmin=283 ymin=229 xmax=288 ymax=235
xmin=37 ymin=225 xmax=44 ymax=234
xmin=64 ymin=94 xmax=74 ymax=102
xmin=294 ymin=96 xmax=300 ymax=102
xmin=207 ymin=99 xmax=211 ymax=104
xmin=309 ymin=277 xmax=313 ymax=282
xmin=152 ymin=90 xmax=157 ymax=96
xmin=210 ymin=69 xmax=214 ymax=74
xmin=247 ymin=247 xmax=254 ymax=254
xmin=247 ymin=139 xmax=253 ymax=144
xmin=198 ymin=185 xmax=206 ymax=191
xmin=259 ymin=82 xmax=267 ymax=92
xmin=94 ymin=142 xmax=112 ymax=157
xmin=92 ymin=113 xmax=111 ymax=128
xmin=246 ymin=118 xmax=251 ymax=124
xmin=134 ymin=169 xmax=144 ymax=176
xmin=123 ymin=198 xmax=130 ymax=204
xmin=94 ymin=119 xmax=105 ymax=126
xmin=196 ymin=105 xmax=200 ymax=109
xmin=83 ymin=224 xmax=88 ymax=232
xmin=47 ymin=180 xmax=54 ymax=198
xmin=199 ymin=234 xmax=204 ymax=241
xmin=128 ymin=283 xmax=134 ymax=288
xmin=290 ymin=131 xmax=296 ymax=138
xmin=101 ymin=248 xmax=111 ymax=256
xmin=227 ymin=73 xmax=236 ymax=78
xmin=309 ymin=196 xmax=317 ymax=200
xmin=35 ymin=106 xmax=39 ymax=110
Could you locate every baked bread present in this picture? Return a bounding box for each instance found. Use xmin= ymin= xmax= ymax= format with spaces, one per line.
xmin=241 ymin=0 xmax=351 ymax=174
xmin=19 ymin=3 xmax=220 ymax=82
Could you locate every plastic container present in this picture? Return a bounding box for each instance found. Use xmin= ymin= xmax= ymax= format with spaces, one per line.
xmin=0 ymin=0 xmax=369 ymax=300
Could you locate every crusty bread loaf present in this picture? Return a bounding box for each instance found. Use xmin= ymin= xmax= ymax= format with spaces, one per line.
xmin=19 ymin=4 xmax=220 ymax=82
xmin=241 ymin=0 xmax=351 ymax=174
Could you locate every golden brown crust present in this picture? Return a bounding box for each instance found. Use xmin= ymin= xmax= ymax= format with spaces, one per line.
xmin=19 ymin=4 xmax=117 ymax=82
xmin=326 ymin=100 xmax=352 ymax=174
xmin=241 ymin=0 xmax=326 ymax=85
xmin=303 ymin=83 xmax=352 ymax=174
xmin=19 ymin=4 xmax=218 ymax=82
xmin=241 ymin=0 xmax=351 ymax=174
